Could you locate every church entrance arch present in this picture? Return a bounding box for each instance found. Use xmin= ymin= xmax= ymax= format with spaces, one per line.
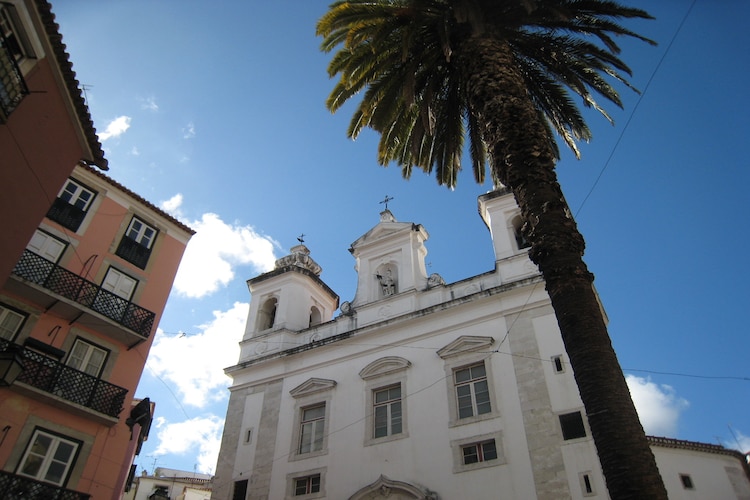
xmin=349 ymin=475 xmax=437 ymax=500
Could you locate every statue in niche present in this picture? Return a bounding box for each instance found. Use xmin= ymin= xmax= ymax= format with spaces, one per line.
xmin=377 ymin=268 xmax=396 ymax=296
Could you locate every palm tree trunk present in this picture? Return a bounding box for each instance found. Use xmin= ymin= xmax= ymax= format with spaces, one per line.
xmin=459 ymin=36 xmax=668 ymax=500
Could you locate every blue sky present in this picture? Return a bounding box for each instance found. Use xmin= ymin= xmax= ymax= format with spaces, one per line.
xmin=52 ymin=1 xmax=749 ymax=475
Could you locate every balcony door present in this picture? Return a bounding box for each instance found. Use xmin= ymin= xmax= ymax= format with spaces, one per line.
xmin=93 ymin=267 xmax=137 ymax=321
xmin=17 ymin=429 xmax=80 ymax=487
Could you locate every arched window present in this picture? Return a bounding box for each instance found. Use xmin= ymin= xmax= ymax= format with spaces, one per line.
xmin=258 ymin=298 xmax=277 ymax=331
xmin=309 ymin=306 xmax=322 ymax=327
xmin=512 ymin=216 xmax=531 ymax=250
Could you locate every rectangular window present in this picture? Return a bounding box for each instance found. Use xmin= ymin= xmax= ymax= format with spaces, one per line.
xmin=551 ymin=355 xmax=564 ymax=373
xmin=67 ymin=338 xmax=108 ymax=377
xmin=116 ymin=216 xmax=157 ymax=268
xmin=46 ymin=178 xmax=97 ymax=231
xmin=299 ymin=404 xmax=325 ymax=454
xmin=294 ymin=474 xmax=321 ymax=496
xmin=462 ymin=439 xmax=498 ymax=465
xmin=559 ymin=411 xmax=587 ymax=440
xmin=373 ymin=384 xmax=402 ymax=438
xmin=455 ymin=363 xmax=491 ymax=419
xmin=680 ymin=474 xmax=694 ymax=489
xmin=27 ymin=230 xmax=66 ymax=263
xmin=0 ymin=303 xmax=26 ymax=340
xmin=17 ymin=429 xmax=79 ymax=486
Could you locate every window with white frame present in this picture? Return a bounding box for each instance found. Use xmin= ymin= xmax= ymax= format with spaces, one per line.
xmin=0 ymin=303 xmax=26 ymax=340
xmin=67 ymin=338 xmax=108 ymax=377
xmin=59 ymin=179 xmax=95 ymax=212
xmin=299 ymin=404 xmax=325 ymax=454
xmin=373 ymin=384 xmax=402 ymax=439
xmin=454 ymin=362 xmax=491 ymax=419
xmin=47 ymin=178 xmax=97 ymax=231
xmin=27 ymin=229 xmax=66 ymax=263
xmin=289 ymin=378 xmax=335 ymax=460
xmin=462 ymin=439 xmax=498 ymax=465
xmin=116 ymin=216 xmax=157 ymax=268
xmin=286 ymin=467 xmax=326 ymax=499
xmin=294 ymin=474 xmax=321 ymax=496
xmin=359 ymin=356 xmax=411 ymax=445
xmin=125 ymin=217 xmax=157 ymax=249
xmin=16 ymin=429 xmax=80 ymax=486
xmin=100 ymin=267 xmax=137 ymax=301
xmin=451 ymin=431 xmax=505 ymax=473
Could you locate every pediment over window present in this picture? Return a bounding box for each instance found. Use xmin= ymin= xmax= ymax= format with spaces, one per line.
xmin=436 ymin=335 xmax=494 ymax=359
xmin=349 ymin=474 xmax=436 ymax=500
xmin=289 ymin=378 xmax=337 ymax=398
xmin=359 ymin=356 xmax=411 ymax=380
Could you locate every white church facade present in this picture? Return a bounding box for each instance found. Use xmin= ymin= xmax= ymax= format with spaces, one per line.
xmin=212 ymin=189 xmax=750 ymax=500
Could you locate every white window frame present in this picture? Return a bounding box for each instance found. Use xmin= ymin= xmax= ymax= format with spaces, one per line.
xmin=359 ymin=356 xmax=410 ymax=446
xmin=100 ymin=267 xmax=137 ymax=301
xmin=58 ymin=179 xmax=95 ymax=212
xmin=67 ymin=338 xmax=108 ymax=377
xmin=298 ymin=404 xmax=325 ymax=455
xmin=372 ymin=384 xmax=402 ymax=439
xmin=450 ymin=431 xmax=505 ymax=473
xmin=125 ymin=216 xmax=157 ymax=249
xmin=27 ymin=229 xmax=66 ymax=263
xmin=288 ymin=379 xmax=335 ymax=461
xmin=454 ymin=362 xmax=492 ymax=420
xmin=285 ymin=467 xmax=326 ymax=499
xmin=0 ymin=303 xmax=26 ymax=340
xmin=16 ymin=429 xmax=80 ymax=486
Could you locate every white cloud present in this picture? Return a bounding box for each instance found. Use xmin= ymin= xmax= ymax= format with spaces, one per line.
xmin=147 ymin=301 xmax=249 ymax=408
xmin=98 ymin=115 xmax=131 ymax=141
xmin=130 ymin=146 xmax=140 ymax=156
xmin=183 ymin=121 xmax=196 ymax=139
xmin=160 ymin=193 xmax=184 ymax=217
xmin=175 ymin=216 xmax=276 ymax=298
xmin=159 ymin=194 xmax=276 ymax=298
xmin=141 ymin=96 xmax=159 ymax=111
xmin=153 ymin=415 xmax=223 ymax=474
xmin=626 ymin=374 xmax=689 ymax=437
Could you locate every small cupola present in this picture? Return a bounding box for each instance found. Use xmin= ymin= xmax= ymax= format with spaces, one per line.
xmin=242 ymin=244 xmax=338 ymax=340
xmin=349 ymin=209 xmax=429 ymax=307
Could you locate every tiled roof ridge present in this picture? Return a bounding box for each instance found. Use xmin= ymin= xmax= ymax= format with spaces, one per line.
xmin=35 ymin=0 xmax=108 ymax=170
xmin=647 ymin=435 xmax=747 ymax=457
xmin=80 ymin=163 xmax=196 ymax=235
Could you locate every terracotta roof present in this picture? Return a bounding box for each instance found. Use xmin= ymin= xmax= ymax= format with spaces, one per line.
xmin=35 ymin=0 xmax=108 ymax=170
xmin=647 ymin=435 xmax=747 ymax=458
xmin=80 ymin=163 xmax=196 ymax=236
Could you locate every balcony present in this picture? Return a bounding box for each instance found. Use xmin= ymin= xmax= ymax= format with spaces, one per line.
xmin=46 ymin=197 xmax=87 ymax=232
xmin=115 ymin=236 xmax=152 ymax=269
xmin=8 ymin=250 xmax=155 ymax=346
xmin=0 ymin=38 xmax=29 ymax=122
xmin=1 ymin=339 xmax=127 ymax=419
xmin=0 ymin=470 xmax=90 ymax=500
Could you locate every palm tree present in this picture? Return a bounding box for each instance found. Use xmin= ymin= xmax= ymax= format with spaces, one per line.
xmin=317 ymin=1 xmax=664 ymax=498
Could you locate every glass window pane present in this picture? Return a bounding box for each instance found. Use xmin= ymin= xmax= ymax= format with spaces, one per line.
xmin=463 ymin=445 xmax=479 ymax=464
xmin=470 ymin=363 xmax=486 ymax=379
xmin=474 ymin=380 xmax=491 ymax=414
xmin=482 ymin=440 xmax=497 ymax=460
xmin=44 ymin=461 xmax=66 ymax=485
xmin=455 ymin=367 xmax=471 ymax=383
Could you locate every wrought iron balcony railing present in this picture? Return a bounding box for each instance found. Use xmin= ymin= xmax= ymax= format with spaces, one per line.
xmin=0 ymin=470 xmax=90 ymax=500
xmin=0 ymin=35 xmax=28 ymax=122
xmin=1 ymin=339 xmax=128 ymax=418
xmin=115 ymin=235 xmax=152 ymax=269
xmin=46 ymin=197 xmax=87 ymax=232
xmin=12 ymin=250 xmax=155 ymax=339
